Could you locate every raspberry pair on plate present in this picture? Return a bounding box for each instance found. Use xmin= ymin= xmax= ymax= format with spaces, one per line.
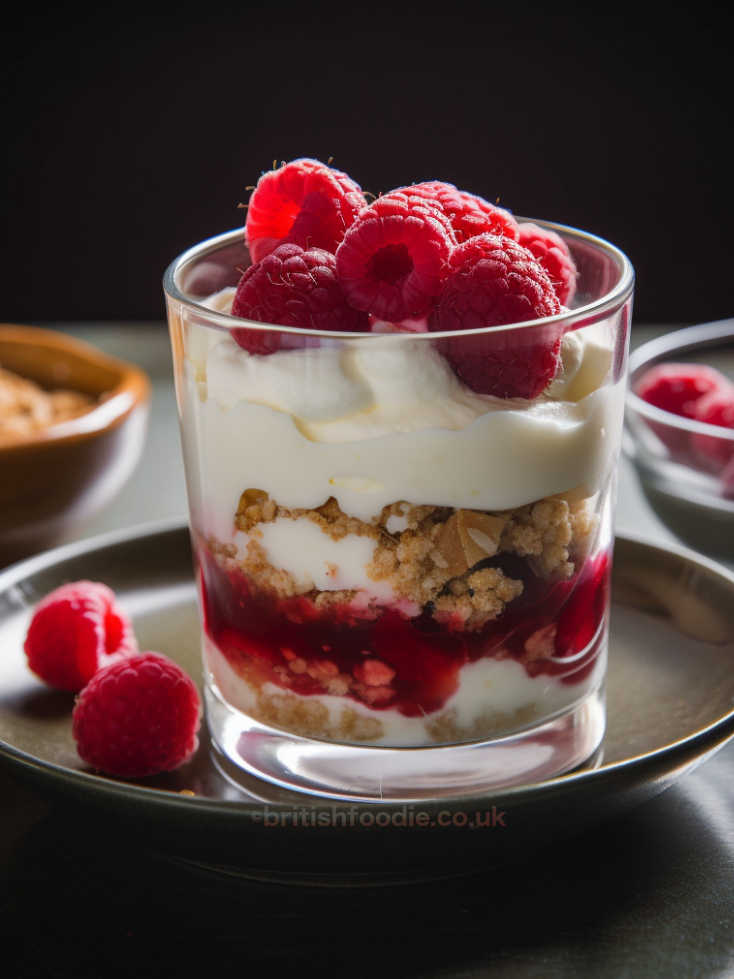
xmin=232 ymin=158 xmax=577 ymax=400
xmin=24 ymin=581 xmax=200 ymax=778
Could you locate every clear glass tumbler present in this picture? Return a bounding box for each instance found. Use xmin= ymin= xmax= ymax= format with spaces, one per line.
xmin=164 ymin=222 xmax=633 ymax=801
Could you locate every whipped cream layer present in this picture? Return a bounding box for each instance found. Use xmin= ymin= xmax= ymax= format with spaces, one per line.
xmin=181 ymin=290 xmax=623 ymax=538
xmin=233 ymin=517 xmax=397 ymax=602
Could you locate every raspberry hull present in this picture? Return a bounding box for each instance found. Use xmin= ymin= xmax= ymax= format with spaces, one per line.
xmin=199 ymin=544 xmax=608 ymax=745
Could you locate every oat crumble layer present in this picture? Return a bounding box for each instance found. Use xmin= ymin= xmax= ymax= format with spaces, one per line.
xmin=218 ymin=488 xmax=598 ymax=631
xmin=219 ymin=670 xmax=551 ymax=744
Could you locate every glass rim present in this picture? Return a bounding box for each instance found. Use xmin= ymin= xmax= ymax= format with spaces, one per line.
xmin=162 ymin=217 xmax=635 ymax=340
xmin=627 ymin=397 xmax=734 ymax=443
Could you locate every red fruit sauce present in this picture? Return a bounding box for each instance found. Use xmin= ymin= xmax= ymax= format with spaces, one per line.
xmin=199 ymin=547 xmax=609 ymax=719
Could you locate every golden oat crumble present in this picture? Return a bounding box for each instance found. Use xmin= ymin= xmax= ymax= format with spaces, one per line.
xmin=241 ymin=538 xmax=307 ymax=599
xmin=224 ymin=657 xmax=384 ymax=741
xmin=0 ymin=365 xmax=95 ymax=445
xmin=424 ymin=702 xmax=542 ymax=744
xmin=499 ymin=498 xmax=575 ymax=578
xmin=312 ymin=589 xmax=358 ymax=610
xmin=235 ymin=488 xmax=277 ymax=530
xmin=433 ymin=569 xmax=524 ymax=630
xmin=228 ymin=671 xmax=547 ymax=744
xmin=228 ymin=489 xmax=597 ymax=629
xmin=255 ymin=684 xmax=384 ymax=741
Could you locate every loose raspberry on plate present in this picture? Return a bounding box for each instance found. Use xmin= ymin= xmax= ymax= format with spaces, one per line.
xmin=24 ymin=581 xmax=137 ymax=692
xmin=244 ymin=158 xmax=367 ymax=263
xmin=406 ymin=181 xmax=520 ymax=244
xmin=335 ymin=191 xmax=455 ymax=322
xmin=691 ymin=387 xmax=734 ymax=470
xmin=72 ymin=652 xmax=201 ymax=778
xmin=231 ymin=243 xmax=370 ymax=354
xmin=431 ymin=234 xmax=563 ymax=398
xmin=517 ymin=222 xmax=577 ymax=305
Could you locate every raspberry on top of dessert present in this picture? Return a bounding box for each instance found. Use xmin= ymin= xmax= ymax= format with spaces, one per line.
xmin=231 ymin=159 xmax=578 ymax=399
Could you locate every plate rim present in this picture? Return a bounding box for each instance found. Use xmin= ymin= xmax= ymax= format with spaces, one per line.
xmin=1 ymin=519 xmax=734 ymax=815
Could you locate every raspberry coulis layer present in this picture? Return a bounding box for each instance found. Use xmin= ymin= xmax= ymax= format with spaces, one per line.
xmin=199 ymin=547 xmax=609 ymax=719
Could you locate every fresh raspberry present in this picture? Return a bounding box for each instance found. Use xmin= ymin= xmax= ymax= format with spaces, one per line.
xmin=231 ymin=243 xmax=369 ymax=354
xmin=517 ymin=222 xmax=577 ymax=305
xmin=335 ymin=191 xmax=455 ymax=321
xmin=244 ymin=158 xmax=367 ymax=263
xmin=72 ymin=652 xmax=201 ymax=777
xmin=407 ymin=181 xmax=519 ymax=244
xmin=432 ymin=234 xmax=563 ymax=398
xmin=691 ymin=387 xmax=734 ymax=471
xmin=24 ymin=581 xmax=137 ymax=692
xmin=635 ymin=363 xmax=730 ymax=455
xmin=436 ymin=234 xmax=562 ymax=330
xmin=635 ymin=363 xmax=727 ymax=418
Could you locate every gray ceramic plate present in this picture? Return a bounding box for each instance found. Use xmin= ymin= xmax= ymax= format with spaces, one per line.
xmin=1 ymin=521 xmax=734 ymax=884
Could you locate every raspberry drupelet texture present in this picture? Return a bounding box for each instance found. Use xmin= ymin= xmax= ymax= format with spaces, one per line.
xmin=437 ymin=234 xmax=562 ymax=331
xmin=407 ymin=181 xmax=520 ymax=244
xmin=335 ymin=191 xmax=455 ymax=322
xmin=517 ymin=222 xmax=578 ymax=305
xmin=232 ymin=243 xmax=370 ymax=354
xmin=24 ymin=581 xmax=137 ymax=692
xmin=431 ymin=234 xmax=563 ymax=398
xmin=245 ymin=158 xmax=367 ymax=263
xmin=72 ymin=652 xmax=201 ymax=777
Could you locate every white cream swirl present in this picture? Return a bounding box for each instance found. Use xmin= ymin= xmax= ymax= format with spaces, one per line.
xmin=180 ymin=293 xmax=622 ymax=538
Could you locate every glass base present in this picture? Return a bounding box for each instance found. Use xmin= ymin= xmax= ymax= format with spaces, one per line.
xmin=205 ymin=682 xmax=606 ymax=803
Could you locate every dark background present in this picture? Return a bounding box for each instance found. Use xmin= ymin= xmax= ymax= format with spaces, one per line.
xmin=3 ymin=7 xmax=731 ymax=325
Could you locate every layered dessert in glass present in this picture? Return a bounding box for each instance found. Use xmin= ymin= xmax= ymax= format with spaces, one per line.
xmin=164 ymin=159 xmax=633 ymax=792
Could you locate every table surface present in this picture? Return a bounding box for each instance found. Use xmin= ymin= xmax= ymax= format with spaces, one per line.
xmin=2 ymin=324 xmax=733 ymax=977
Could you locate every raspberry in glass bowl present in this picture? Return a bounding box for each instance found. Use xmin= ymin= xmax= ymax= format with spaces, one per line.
xmin=164 ymin=159 xmax=634 ymax=799
xmin=626 ymin=318 xmax=734 ymax=554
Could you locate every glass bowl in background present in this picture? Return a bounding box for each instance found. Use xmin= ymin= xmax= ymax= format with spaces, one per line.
xmin=164 ymin=221 xmax=633 ymax=801
xmin=625 ymin=319 xmax=734 ymax=558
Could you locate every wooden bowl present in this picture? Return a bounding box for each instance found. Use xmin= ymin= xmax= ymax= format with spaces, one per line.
xmin=0 ymin=325 xmax=150 ymax=565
